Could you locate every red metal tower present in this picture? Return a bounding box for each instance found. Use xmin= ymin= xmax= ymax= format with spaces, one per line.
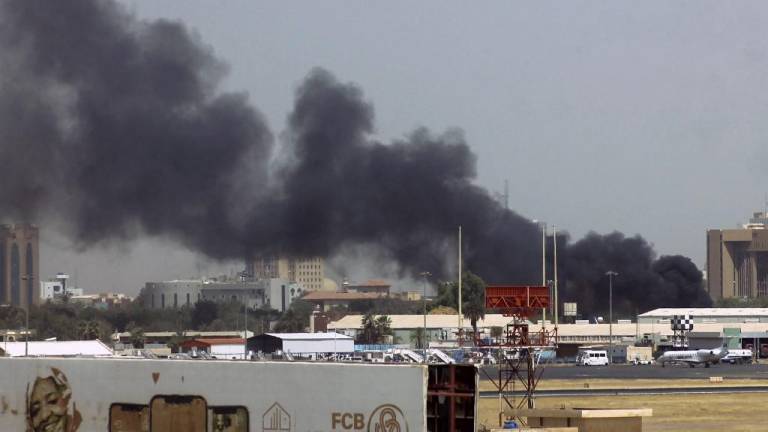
xmin=483 ymin=285 xmax=558 ymax=426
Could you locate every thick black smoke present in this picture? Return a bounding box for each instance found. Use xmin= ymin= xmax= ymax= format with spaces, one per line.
xmin=0 ymin=0 xmax=710 ymax=312
xmin=560 ymin=232 xmax=712 ymax=318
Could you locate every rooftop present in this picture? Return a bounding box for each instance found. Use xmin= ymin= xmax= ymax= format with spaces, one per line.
xmin=0 ymin=340 xmax=113 ymax=357
xmin=302 ymin=292 xmax=386 ymax=301
xmin=262 ymin=332 xmax=353 ymax=340
xmin=182 ymin=338 xmax=246 ymax=346
xmin=639 ymin=308 xmax=768 ymax=317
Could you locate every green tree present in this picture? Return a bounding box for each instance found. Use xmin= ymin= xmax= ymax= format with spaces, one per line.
xmin=125 ymin=322 xmax=146 ymax=349
xmin=191 ymin=301 xmax=218 ymax=329
xmin=410 ymin=328 xmax=426 ymax=349
xmin=274 ymin=300 xmax=313 ymax=333
xmin=462 ymin=271 xmax=486 ymax=338
xmin=77 ymin=320 xmax=100 ymax=340
xmin=375 ymin=315 xmax=392 ymax=342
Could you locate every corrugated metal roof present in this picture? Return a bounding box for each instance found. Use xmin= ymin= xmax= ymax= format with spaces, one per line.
xmin=639 ymin=308 xmax=768 ymax=317
xmin=182 ymin=338 xmax=245 ymax=346
xmin=0 ymin=340 xmax=113 ymax=357
xmin=264 ymin=332 xmax=353 ymax=340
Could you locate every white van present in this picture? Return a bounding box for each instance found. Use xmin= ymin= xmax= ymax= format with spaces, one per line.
xmin=577 ymin=350 xmax=609 ymax=366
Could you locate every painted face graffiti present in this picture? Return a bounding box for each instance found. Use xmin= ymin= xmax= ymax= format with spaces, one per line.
xmin=26 ymin=368 xmax=81 ymax=432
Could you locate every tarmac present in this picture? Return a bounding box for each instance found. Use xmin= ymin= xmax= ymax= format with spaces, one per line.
xmin=480 ymin=362 xmax=768 ymax=379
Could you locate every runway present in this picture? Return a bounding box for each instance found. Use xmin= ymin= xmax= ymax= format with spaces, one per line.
xmin=480 ymin=363 xmax=768 ymax=380
xmin=478 ymin=385 xmax=768 ymax=398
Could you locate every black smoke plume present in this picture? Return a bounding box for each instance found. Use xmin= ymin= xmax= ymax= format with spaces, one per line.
xmin=0 ymin=0 xmax=709 ymax=314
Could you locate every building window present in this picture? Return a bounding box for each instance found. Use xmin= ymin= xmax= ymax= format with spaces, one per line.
xmin=161 ymin=294 xmax=165 ymax=309
xmin=151 ymin=294 xmax=155 ymax=309
xmin=186 ymin=293 xmax=190 ymax=305
xmin=174 ymin=293 xmax=178 ymax=308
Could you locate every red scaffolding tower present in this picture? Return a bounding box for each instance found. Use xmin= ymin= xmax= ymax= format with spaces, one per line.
xmin=483 ymin=285 xmax=558 ymax=426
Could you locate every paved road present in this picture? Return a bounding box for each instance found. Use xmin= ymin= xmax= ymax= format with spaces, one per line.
xmin=480 ymin=363 xmax=768 ymax=380
xmin=478 ymin=386 xmax=768 ymax=398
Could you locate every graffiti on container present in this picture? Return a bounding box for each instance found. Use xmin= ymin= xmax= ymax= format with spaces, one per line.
xmin=26 ymin=368 xmax=81 ymax=432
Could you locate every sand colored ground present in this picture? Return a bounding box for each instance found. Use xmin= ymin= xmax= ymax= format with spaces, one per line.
xmin=479 ymin=377 xmax=768 ymax=392
xmin=478 ymin=393 xmax=768 ymax=432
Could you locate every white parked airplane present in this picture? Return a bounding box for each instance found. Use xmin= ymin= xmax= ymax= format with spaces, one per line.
xmin=656 ymin=341 xmax=729 ymax=368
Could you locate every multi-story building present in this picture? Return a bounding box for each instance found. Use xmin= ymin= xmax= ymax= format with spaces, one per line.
xmin=0 ymin=224 xmax=39 ymax=308
xmin=141 ymin=278 xmax=301 ymax=312
xmin=707 ymin=212 xmax=768 ymax=300
xmin=247 ymin=255 xmax=325 ymax=292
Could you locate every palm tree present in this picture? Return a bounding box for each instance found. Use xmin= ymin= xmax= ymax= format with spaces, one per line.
xmin=375 ymin=315 xmax=392 ymax=343
xmin=360 ymin=312 xmax=376 ymax=344
xmin=462 ymin=271 xmax=486 ymax=339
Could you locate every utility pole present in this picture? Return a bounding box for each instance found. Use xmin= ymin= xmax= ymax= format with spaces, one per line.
xmin=240 ymin=271 xmax=249 ymax=360
xmin=458 ymin=226 xmax=462 ymax=342
xmin=606 ymin=271 xmax=619 ymax=365
xmin=553 ymin=226 xmax=559 ymax=330
xmin=21 ymin=274 xmax=33 ymax=357
xmin=420 ymin=271 xmax=431 ymax=360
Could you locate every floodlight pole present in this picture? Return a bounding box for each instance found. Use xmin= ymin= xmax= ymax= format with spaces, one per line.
xmin=606 ymin=271 xmax=619 ymax=364
xmin=420 ymin=271 xmax=431 ymax=360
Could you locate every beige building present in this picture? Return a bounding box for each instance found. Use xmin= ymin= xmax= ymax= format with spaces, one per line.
xmin=0 ymin=224 xmax=39 ymax=308
xmin=248 ymin=255 xmax=326 ymax=291
xmin=707 ymin=212 xmax=768 ymax=300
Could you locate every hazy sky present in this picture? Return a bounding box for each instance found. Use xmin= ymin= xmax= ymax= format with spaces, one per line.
xmin=43 ymin=1 xmax=768 ymax=294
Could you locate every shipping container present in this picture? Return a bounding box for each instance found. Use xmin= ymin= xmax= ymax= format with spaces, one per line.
xmin=0 ymin=357 xmax=477 ymax=431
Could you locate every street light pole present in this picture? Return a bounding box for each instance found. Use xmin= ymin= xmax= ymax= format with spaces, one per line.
xmin=605 ymin=271 xmax=618 ymax=365
xmin=420 ymin=271 xmax=431 ymax=359
xmin=239 ymin=271 xmax=249 ymax=360
xmin=21 ymin=274 xmax=33 ymax=357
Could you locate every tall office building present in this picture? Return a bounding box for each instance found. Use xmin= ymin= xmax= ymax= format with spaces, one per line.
xmin=0 ymin=224 xmax=40 ymax=308
xmin=247 ymin=255 xmax=325 ymax=291
xmin=707 ymin=212 xmax=768 ymax=300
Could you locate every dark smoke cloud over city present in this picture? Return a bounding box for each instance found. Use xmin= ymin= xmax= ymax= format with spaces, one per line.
xmin=0 ymin=0 xmax=710 ymax=313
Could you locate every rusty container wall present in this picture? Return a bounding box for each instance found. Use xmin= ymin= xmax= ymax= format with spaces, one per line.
xmin=427 ymin=364 xmax=478 ymax=432
xmin=0 ymin=357 xmax=434 ymax=431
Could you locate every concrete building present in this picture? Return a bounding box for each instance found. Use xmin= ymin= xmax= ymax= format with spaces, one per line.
xmin=0 ymin=224 xmax=39 ymax=308
xmin=141 ymin=278 xmax=301 ymax=311
xmin=302 ymin=291 xmax=388 ymax=312
xmin=342 ymin=279 xmax=391 ymax=295
xmin=247 ymin=255 xmax=326 ymax=291
xmin=707 ymin=211 xmax=768 ymax=299
xmin=329 ymin=314 xmax=514 ymax=346
xmin=69 ymin=293 xmax=131 ymax=309
xmin=40 ymin=281 xmax=83 ymax=301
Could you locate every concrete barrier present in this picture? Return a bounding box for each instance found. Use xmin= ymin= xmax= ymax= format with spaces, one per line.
xmin=491 ymin=428 xmax=577 ymax=432
xmin=510 ymin=408 xmax=653 ymax=432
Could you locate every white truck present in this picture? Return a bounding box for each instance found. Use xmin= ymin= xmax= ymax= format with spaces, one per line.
xmin=577 ymin=349 xmax=609 ymax=366
xmin=720 ymin=348 xmax=753 ymax=364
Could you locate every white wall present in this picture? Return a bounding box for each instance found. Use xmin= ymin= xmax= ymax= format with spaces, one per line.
xmin=0 ymin=357 xmax=427 ymax=431
xmin=282 ymin=338 xmax=354 ymax=354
